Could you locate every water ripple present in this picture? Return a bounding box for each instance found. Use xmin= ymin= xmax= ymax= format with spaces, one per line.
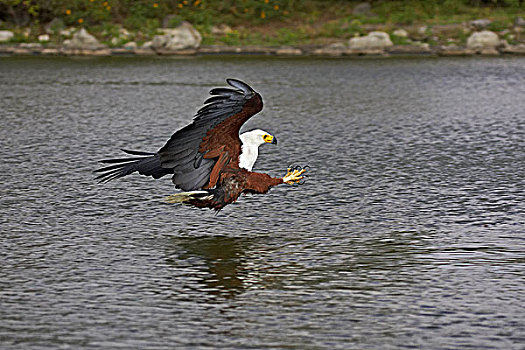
xmin=1 ymin=56 xmax=524 ymax=350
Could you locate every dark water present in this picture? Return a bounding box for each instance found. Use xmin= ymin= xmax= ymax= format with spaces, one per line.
xmin=1 ymin=56 xmax=524 ymax=349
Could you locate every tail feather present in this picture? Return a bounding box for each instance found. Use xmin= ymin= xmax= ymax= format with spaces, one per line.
xmin=99 ymin=158 xmax=141 ymax=164
xmin=121 ymin=149 xmax=156 ymax=156
xmin=94 ymin=151 xmax=170 ymax=183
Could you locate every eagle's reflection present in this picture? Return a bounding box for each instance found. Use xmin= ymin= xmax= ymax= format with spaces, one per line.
xmin=167 ymin=236 xmax=253 ymax=299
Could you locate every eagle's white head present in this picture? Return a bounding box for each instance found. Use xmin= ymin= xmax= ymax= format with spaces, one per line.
xmin=238 ymin=129 xmax=277 ymax=171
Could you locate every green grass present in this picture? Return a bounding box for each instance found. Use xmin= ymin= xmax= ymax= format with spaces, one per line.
xmin=1 ymin=0 xmax=524 ymax=46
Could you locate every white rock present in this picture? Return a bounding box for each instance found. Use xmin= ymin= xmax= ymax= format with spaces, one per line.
xmin=0 ymin=30 xmax=14 ymax=42
xmin=501 ymin=43 xmax=525 ymax=54
xmin=152 ymin=35 xmax=167 ymax=48
xmin=60 ymin=27 xmax=75 ymax=36
xmin=119 ymin=28 xmax=131 ymax=38
xmin=152 ymin=21 xmax=202 ymax=51
xmin=211 ymin=24 xmax=233 ymax=35
xmin=123 ymin=41 xmax=137 ymax=49
xmin=418 ymin=26 xmax=428 ymax=35
xmin=349 ymin=31 xmax=393 ymax=49
xmin=63 ymin=28 xmax=102 ymax=50
xmin=275 ymin=46 xmax=303 ymax=55
xmin=466 ymin=30 xmax=501 ymax=49
xmin=141 ymin=41 xmax=153 ymax=49
xmin=38 ymin=34 xmax=50 ymax=42
xmin=327 ymin=42 xmax=347 ymax=50
xmin=469 ymin=19 xmax=492 ymax=30
xmin=393 ymin=29 xmax=408 ymax=37
xmin=20 ymin=42 xmax=42 ymax=48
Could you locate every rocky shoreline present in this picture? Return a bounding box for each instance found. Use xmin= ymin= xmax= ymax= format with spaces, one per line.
xmin=2 ymin=42 xmax=525 ymax=58
xmin=1 ymin=19 xmax=525 ymax=58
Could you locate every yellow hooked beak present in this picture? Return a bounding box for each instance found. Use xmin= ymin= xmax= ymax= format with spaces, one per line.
xmin=263 ymin=134 xmax=277 ymax=145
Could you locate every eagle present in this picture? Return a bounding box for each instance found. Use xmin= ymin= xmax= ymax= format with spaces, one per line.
xmin=95 ymin=79 xmax=307 ymax=211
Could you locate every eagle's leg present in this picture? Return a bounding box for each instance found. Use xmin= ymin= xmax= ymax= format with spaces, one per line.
xmin=283 ymin=166 xmax=307 ymax=185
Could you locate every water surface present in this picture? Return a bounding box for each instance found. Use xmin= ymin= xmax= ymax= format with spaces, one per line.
xmin=1 ymin=56 xmax=524 ymax=349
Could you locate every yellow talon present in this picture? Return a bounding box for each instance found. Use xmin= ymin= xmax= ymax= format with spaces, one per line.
xmin=283 ymin=168 xmax=306 ymax=185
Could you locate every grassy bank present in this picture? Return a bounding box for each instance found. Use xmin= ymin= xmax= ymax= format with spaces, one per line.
xmin=1 ymin=0 xmax=524 ymax=46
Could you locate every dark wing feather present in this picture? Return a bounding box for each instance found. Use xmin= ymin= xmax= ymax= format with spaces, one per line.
xmin=94 ymin=152 xmax=170 ymax=182
xmin=158 ymin=79 xmax=263 ymax=191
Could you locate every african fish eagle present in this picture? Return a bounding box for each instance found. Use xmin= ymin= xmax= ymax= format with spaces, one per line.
xmin=95 ymin=79 xmax=306 ymax=210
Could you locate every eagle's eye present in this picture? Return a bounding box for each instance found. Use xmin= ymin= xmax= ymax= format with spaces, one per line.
xmin=263 ymin=134 xmax=273 ymax=143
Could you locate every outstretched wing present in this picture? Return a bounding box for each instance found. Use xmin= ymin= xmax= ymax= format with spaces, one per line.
xmin=158 ymin=78 xmax=263 ymax=191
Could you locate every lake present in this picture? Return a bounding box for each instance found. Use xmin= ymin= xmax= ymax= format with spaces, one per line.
xmin=1 ymin=56 xmax=524 ymax=349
